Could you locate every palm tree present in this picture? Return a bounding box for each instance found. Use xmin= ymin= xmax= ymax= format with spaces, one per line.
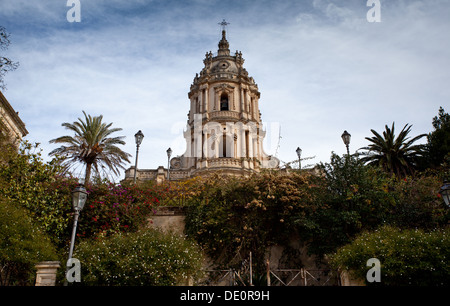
xmin=49 ymin=111 xmax=131 ymax=184
xmin=359 ymin=122 xmax=426 ymax=177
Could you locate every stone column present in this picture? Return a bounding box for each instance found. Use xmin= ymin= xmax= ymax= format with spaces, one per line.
xmin=252 ymin=137 xmax=258 ymax=166
xmin=255 ymin=98 xmax=260 ymax=122
xmin=241 ymin=129 xmax=247 ymax=158
xmin=203 ymin=131 xmax=209 ymax=159
xmin=248 ymin=133 xmax=254 ymax=169
xmin=204 ymin=86 xmax=209 ymax=116
xmin=236 ymin=130 xmax=242 ymax=158
xmin=35 ymin=261 xmax=60 ymax=286
xmin=193 ymin=114 xmax=203 ymax=160
xmin=199 ymin=89 xmax=203 ymax=114
xmin=214 ymin=134 xmax=219 ymax=158
xmin=240 ymin=87 xmax=245 ymax=117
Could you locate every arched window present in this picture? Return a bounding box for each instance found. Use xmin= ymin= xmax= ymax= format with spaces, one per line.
xmin=220 ymin=93 xmax=229 ymax=111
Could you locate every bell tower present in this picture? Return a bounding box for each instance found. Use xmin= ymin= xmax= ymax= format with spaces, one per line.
xmin=169 ymin=22 xmax=280 ymax=177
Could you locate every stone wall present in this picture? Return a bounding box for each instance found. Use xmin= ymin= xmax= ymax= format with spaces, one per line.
xmin=0 ymin=90 xmax=28 ymax=144
xmin=147 ymin=206 xmax=187 ymax=235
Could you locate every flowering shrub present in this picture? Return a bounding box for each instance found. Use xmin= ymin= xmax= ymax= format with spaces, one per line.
xmin=74 ymin=228 xmax=204 ymax=285
xmin=76 ymin=181 xmax=160 ymax=238
xmin=75 ymin=177 xmax=207 ymax=238
xmin=329 ymin=226 xmax=450 ymax=286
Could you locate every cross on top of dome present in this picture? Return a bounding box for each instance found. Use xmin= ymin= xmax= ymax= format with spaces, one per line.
xmin=218 ymin=19 xmax=230 ymax=31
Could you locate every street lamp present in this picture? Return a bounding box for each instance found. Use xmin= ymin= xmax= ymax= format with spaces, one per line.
xmin=65 ymin=184 xmax=88 ymax=285
xmin=341 ymin=130 xmax=351 ymax=156
xmin=440 ymin=181 xmax=450 ymax=207
xmin=296 ymin=147 xmax=302 ymax=170
xmin=134 ymin=130 xmax=144 ymax=183
xmin=166 ymin=147 xmax=172 ymax=181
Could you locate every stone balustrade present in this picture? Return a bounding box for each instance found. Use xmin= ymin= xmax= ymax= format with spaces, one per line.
xmin=209 ymin=110 xmax=239 ymax=120
xmin=208 ymin=158 xmax=243 ymax=168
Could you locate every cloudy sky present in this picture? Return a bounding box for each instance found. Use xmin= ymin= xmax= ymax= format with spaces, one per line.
xmin=1 ymin=0 xmax=449 ymax=181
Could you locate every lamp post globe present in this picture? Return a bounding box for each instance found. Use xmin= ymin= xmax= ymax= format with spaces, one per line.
xmin=71 ymin=184 xmax=88 ymax=212
xmin=135 ymin=130 xmax=144 ymax=147
xmin=440 ymin=181 xmax=450 ymax=207
xmin=133 ymin=130 xmax=144 ymax=183
xmin=166 ymin=147 xmax=172 ymax=181
xmin=296 ymin=147 xmax=302 ymax=169
xmin=341 ymin=130 xmax=351 ymax=155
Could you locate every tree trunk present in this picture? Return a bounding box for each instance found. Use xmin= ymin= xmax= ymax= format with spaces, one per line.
xmin=84 ymin=162 xmax=92 ymax=185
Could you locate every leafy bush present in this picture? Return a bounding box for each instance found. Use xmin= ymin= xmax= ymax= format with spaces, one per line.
xmin=185 ymin=171 xmax=316 ymax=270
xmin=329 ymin=226 xmax=450 ymax=286
xmin=0 ymin=199 xmax=58 ymax=285
xmin=185 ymin=154 xmax=447 ymax=269
xmin=297 ymin=154 xmax=396 ymax=256
xmin=74 ymin=228 xmax=204 ymax=285
xmin=0 ymin=140 xmax=77 ymax=247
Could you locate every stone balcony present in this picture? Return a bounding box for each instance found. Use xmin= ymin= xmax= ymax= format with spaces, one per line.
xmin=208 ymin=110 xmax=240 ymax=120
xmin=208 ymin=157 xmax=244 ymax=169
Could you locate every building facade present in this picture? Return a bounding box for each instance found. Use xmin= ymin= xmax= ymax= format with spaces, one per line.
xmin=125 ymin=28 xmax=279 ymax=182
xmin=0 ymin=90 xmax=28 ymax=145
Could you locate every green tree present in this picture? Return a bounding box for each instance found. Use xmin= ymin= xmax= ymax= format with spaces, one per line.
xmin=49 ymin=111 xmax=131 ymax=185
xmin=0 ymin=198 xmax=58 ymax=286
xmin=426 ymin=107 xmax=450 ymax=168
xmin=295 ymin=153 xmax=394 ymax=257
xmin=388 ymin=175 xmax=446 ymax=229
xmin=0 ymin=140 xmax=76 ymax=246
xmin=359 ymin=123 xmax=426 ymax=177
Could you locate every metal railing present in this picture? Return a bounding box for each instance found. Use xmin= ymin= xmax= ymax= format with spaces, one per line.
xmin=201 ymin=253 xmax=339 ymax=286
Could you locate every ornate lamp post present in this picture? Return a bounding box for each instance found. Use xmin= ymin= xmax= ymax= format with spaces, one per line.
xmin=166 ymin=147 xmax=172 ymax=181
xmin=296 ymin=147 xmax=302 ymax=170
xmin=440 ymin=181 xmax=450 ymax=207
xmin=134 ymin=130 xmax=144 ymax=183
xmin=64 ymin=184 xmax=88 ymax=285
xmin=341 ymin=130 xmax=351 ymax=156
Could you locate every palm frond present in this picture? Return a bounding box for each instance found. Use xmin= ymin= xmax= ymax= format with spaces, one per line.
xmin=358 ymin=122 xmax=425 ymax=177
xmin=48 ymin=111 xmax=131 ymax=184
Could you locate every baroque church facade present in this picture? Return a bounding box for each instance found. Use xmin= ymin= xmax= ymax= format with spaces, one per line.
xmin=125 ymin=26 xmax=279 ymax=182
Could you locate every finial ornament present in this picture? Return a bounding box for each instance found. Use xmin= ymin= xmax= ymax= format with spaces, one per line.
xmin=217 ymin=19 xmax=230 ymax=55
xmin=218 ymin=19 xmax=230 ymax=31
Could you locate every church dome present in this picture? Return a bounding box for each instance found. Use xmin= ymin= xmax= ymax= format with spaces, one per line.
xmin=124 ymin=23 xmax=280 ymax=183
